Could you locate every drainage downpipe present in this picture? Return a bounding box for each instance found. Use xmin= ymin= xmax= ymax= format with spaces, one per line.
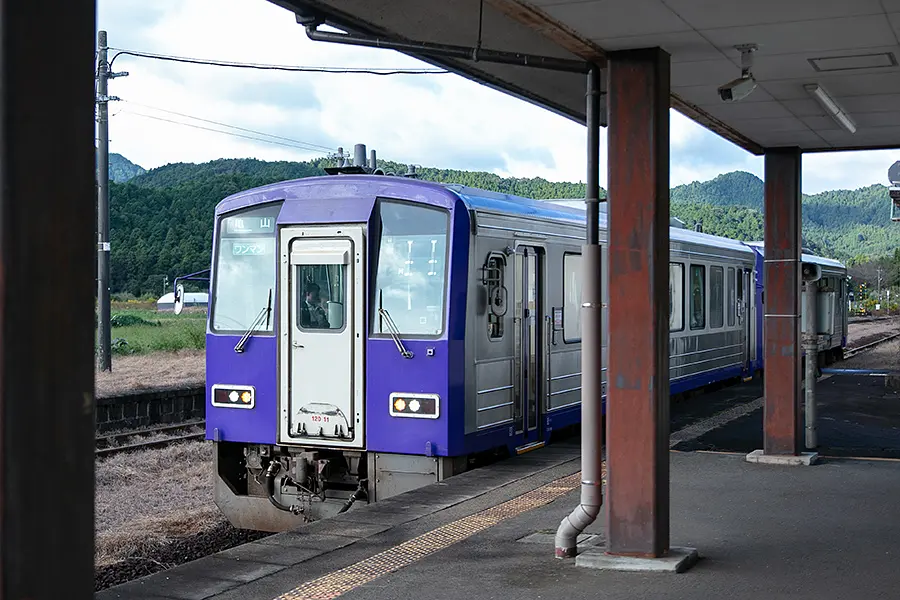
xmin=803 ymin=282 xmax=818 ymax=449
xmin=555 ymin=64 xmax=603 ymax=558
xmin=302 ymin=21 xmax=588 ymax=74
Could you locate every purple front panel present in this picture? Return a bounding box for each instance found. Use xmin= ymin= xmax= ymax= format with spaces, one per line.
xmin=205 ymin=335 xmax=278 ymax=444
xmin=364 ymin=339 xmax=451 ymax=455
xmin=365 ymin=197 xmax=471 ymax=457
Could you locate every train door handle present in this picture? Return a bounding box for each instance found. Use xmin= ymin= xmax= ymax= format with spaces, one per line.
xmin=292 ymin=342 xmax=304 ymax=348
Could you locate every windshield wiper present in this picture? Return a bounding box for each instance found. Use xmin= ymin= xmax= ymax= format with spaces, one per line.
xmin=234 ymin=288 xmax=272 ymax=353
xmin=378 ymin=307 xmax=413 ymax=359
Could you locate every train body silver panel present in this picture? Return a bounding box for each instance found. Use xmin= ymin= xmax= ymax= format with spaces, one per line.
xmin=462 ymin=201 xmax=764 ymax=437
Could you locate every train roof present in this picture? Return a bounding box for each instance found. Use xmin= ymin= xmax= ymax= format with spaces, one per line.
xmin=215 ymin=175 xmax=755 ymax=255
xmin=446 ymin=185 xmax=756 ymax=255
xmin=743 ymin=241 xmax=847 ymax=271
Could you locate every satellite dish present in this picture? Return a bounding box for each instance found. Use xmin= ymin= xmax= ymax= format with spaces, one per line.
xmin=889 ymin=161 xmax=900 ymax=185
xmin=174 ymin=283 xmax=185 ymax=315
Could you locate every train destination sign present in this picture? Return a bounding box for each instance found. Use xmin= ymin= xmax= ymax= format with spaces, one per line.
xmin=224 ymin=215 xmax=275 ymax=235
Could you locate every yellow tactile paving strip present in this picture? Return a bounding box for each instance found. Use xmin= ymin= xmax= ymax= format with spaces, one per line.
xmin=274 ymin=471 xmax=583 ymax=600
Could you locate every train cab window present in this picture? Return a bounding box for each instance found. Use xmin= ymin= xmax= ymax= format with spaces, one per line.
xmin=690 ymin=265 xmax=706 ymax=330
xmin=727 ymin=268 xmax=736 ymax=327
xmin=710 ymin=266 xmax=724 ymax=328
xmin=296 ymin=265 xmax=345 ymax=331
xmin=669 ymin=262 xmax=684 ymax=331
xmin=211 ymin=202 xmax=282 ymax=334
xmin=563 ymin=253 xmax=582 ymax=343
xmin=372 ymin=200 xmax=449 ymax=336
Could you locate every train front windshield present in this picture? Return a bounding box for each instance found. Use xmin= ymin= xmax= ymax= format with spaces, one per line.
xmin=211 ymin=203 xmax=282 ymax=333
xmin=372 ymin=200 xmax=450 ymax=337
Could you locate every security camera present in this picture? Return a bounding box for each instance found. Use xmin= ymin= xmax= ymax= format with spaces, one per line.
xmin=718 ymin=75 xmax=758 ymax=102
xmin=719 ymin=44 xmax=759 ymax=103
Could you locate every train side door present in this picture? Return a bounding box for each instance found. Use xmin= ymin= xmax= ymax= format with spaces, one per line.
xmin=737 ymin=267 xmax=751 ymax=371
xmin=278 ymin=225 xmax=365 ymax=450
xmin=512 ymin=245 xmax=545 ymax=450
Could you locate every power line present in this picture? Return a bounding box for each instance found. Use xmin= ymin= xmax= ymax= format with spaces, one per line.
xmin=120 ymin=99 xmax=335 ymax=153
xmin=108 ymin=47 xmax=450 ymax=75
xmin=118 ymin=110 xmax=332 ymax=154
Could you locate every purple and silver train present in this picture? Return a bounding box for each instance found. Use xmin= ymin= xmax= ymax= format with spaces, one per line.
xmin=203 ymin=149 xmax=848 ymax=531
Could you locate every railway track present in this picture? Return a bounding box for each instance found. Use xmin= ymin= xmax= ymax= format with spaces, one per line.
xmin=844 ymin=332 xmax=900 ymax=360
xmin=96 ymin=420 xmax=206 ymax=457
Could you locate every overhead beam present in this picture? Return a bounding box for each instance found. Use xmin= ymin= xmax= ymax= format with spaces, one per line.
xmin=0 ymin=0 xmax=97 ymax=596
xmin=485 ymin=0 xmax=607 ymax=64
xmin=605 ymin=47 xmax=671 ymax=558
xmin=484 ymin=0 xmax=765 ymax=155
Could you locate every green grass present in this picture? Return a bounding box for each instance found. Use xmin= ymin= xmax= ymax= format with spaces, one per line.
xmin=101 ymin=307 xmax=207 ymax=356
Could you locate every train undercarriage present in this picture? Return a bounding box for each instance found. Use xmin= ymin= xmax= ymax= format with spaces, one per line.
xmin=214 ymin=441 xmax=469 ymax=532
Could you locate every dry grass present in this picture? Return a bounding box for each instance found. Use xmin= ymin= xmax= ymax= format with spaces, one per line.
xmin=95 ymin=350 xmax=205 ymax=397
xmin=95 ymin=440 xmax=223 ymax=567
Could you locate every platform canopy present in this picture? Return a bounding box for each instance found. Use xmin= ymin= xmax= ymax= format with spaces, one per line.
xmin=271 ymin=0 xmax=900 ymax=154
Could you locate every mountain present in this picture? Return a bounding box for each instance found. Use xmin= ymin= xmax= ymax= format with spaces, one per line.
xmin=671 ymin=171 xmax=764 ymax=208
xmin=669 ymin=171 xmax=896 ymax=261
xmin=109 ymin=153 xmax=146 ymax=183
xmin=106 ymin=155 xmax=900 ymax=297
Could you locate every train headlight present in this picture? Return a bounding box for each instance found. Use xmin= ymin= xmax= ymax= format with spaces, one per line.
xmin=389 ymin=393 xmax=439 ymax=419
xmin=211 ymin=384 xmax=255 ymax=409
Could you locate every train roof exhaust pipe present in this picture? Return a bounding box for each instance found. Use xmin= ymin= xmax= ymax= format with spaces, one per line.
xmin=353 ymin=143 xmax=367 ymax=168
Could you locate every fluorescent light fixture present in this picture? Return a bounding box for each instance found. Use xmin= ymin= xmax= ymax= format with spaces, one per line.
xmin=804 ymin=83 xmax=857 ymax=134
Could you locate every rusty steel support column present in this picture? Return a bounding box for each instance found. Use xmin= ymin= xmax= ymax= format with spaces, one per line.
xmin=605 ymin=47 xmax=671 ymax=558
xmin=763 ymin=148 xmax=803 ymax=456
xmin=1 ymin=0 xmax=96 ymax=596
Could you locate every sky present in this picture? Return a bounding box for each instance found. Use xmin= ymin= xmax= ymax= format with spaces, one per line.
xmin=99 ymin=0 xmax=898 ymax=194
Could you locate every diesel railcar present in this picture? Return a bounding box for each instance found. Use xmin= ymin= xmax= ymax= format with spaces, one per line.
xmin=203 ymin=172 xmax=846 ymax=532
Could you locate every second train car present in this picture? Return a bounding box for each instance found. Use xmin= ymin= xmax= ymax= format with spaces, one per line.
xmin=204 ymin=170 xmax=847 ymax=531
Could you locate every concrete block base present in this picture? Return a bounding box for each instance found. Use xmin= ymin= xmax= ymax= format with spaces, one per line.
xmin=745 ymin=449 xmax=818 ymax=465
xmin=575 ymin=546 xmax=699 ymax=573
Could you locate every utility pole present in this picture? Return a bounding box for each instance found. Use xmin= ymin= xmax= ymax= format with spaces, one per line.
xmin=95 ymin=30 xmax=127 ymax=371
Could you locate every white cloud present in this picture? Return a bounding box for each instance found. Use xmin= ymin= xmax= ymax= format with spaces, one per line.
xmin=99 ymin=0 xmax=896 ymax=195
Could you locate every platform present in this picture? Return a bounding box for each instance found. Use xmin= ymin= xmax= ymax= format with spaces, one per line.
xmin=674 ymin=373 xmax=900 ymax=459
xmin=97 ymin=373 xmax=900 ymax=600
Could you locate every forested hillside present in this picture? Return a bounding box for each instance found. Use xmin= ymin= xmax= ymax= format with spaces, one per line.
xmin=108 ymin=154 xmax=900 ymax=297
xmin=108 ymin=153 xmax=146 ymax=182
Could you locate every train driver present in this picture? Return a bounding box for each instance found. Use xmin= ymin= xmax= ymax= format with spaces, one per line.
xmin=300 ymin=282 xmax=330 ymax=329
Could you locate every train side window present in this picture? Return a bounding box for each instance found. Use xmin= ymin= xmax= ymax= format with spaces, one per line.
xmin=669 ymin=262 xmax=684 ymax=331
xmin=727 ymin=267 xmax=736 ymax=326
xmin=563 ymin=253 xmax=582 ymax=343
xmin=690 ymin=265 xmax=706 ymax=330
xmin=710 ymin=266 xmax=724 ymax=328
